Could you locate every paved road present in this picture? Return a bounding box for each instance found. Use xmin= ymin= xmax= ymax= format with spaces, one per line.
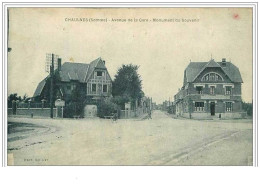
xmin=7 ymin=110 xmax=253 ymax=165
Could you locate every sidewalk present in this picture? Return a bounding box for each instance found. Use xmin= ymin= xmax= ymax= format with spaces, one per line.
xmin=122 ymin=113 xmax=149 ymax=121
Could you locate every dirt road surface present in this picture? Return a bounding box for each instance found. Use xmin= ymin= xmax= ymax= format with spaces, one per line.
xmin=7 ymin=110 xmax=253 ymax=165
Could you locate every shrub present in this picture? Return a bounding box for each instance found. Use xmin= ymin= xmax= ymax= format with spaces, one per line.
xmin=97 ymin=97 xmax=119 ymax=118
xmin=64 ymin=101 xmax=84 ymax=118
xmin=242 ymin=102 xmax=253 ymax=117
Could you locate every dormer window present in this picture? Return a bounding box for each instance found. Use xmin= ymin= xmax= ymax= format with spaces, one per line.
xmin=97 ymin=71 xmax=103 ymax=76
xmin=209 ymin=73 xmax=215 ymax=81
xmin=202 ymin=73 xmax=223 ymax=82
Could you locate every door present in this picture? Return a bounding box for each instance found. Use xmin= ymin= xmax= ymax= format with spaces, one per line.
xmin=210 ymin=102 xmax=215 ymax=116
xmin=84 ymin=105 xmax=97 ymax=118
xmin=57 ymin=106 xmax=62 ymax=117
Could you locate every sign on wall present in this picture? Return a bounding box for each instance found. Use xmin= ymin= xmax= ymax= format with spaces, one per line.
xmin=125 ymin=102 xmax=131 ymax=110
xmin=55 ymin=99 xmax=65 ymax=107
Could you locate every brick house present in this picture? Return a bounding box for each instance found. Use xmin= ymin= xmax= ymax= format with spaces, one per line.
xmin=33 ymin=57 xmax=112 ymax=117
xmin=173 ymin=58 xmax=245 ymax=119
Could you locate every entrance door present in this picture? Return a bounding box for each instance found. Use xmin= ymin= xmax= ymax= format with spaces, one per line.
xmin=84 ymin=105 xmax=97 ymax=118
xmin=57 ymin=106 xmax=62 ymax=117
xmin=210 ymin=102 xmax=215 ymax=116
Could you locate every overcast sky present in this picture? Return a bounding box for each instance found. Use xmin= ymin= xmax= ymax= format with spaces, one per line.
xmin=8 ymin=8 xmax=253 ymax=103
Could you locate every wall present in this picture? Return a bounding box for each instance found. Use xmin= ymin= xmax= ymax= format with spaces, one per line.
xmin=221 ymin=112 xmax=247 ymax=119
xmin=182 ymin=111 xmax=246 ymax=119
xmin=8 ymin=108 xmax=57 ymax=117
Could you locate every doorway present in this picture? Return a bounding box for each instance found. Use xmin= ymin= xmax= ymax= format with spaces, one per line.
xmin=210 ymin=102 xmax=215 ymax=116
xmin=84 ymin=105 xmax=97 ymax=118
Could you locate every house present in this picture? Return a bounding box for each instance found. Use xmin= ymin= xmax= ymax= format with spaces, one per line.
xmin=173 ymin=58 xmax=245 ymax=119
xmin=33 ymin=57 xmax=113 ymax=117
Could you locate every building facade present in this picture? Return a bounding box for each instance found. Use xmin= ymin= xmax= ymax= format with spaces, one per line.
xmin=173 ymin=58 xmax=246 ymax=119
xmin=33 ymin=57 xmax=112 ymax=117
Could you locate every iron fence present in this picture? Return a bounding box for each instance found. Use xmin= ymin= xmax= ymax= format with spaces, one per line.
xmin=16 ymin=102 xmax=50 ymax=109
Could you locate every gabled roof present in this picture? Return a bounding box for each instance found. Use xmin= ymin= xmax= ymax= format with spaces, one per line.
xmin=216 ymin=62 xmax=243 ymax=83
xmin=33 ymin=57 xmax=107 ymax=97
xmin=60 ymin=57 xmax=106 ymax=83
xmin=33 ymin=77 xmax=48 ymax=97
xmin=184 ymin=59 xmax=243 ymax=83
xmin=59 ymin=62 xmax=90 ymax=82
xmin=84 ymin=57 xmax=105 ymax=81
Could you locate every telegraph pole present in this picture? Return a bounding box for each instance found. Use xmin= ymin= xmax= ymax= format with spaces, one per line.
xmin=50 ymin=53 xmax=54 ymax=118
xmin=46 ymin=53 xmax=59 ymax=118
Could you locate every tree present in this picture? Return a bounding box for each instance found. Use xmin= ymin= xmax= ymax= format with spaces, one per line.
xmin=22 ymin=94 xmax=28 ymax=101
xmin=242 ymin=101 xmax=253 ymax=117
xmin=112 ymin=64 xmax=143 ymax=108
xmin=64 ymin=84 xmax=85 ymax=118
xmin=8 ymin=93 xmax=22 ymax=108
xmin=97 ymin=97 xmax=119 ymax=118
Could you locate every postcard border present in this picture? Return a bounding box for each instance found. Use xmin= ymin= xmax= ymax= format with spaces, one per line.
xmin=1 ymin=2 xmax=258 ymax=167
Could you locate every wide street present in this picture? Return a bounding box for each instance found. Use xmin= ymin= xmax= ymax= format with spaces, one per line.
xmin=7 ymin=110 xmax=253 ymax=166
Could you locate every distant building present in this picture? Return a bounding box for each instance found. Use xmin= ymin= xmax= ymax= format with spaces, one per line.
xmin=33 ymin=57 xmax=112 ymax=117
xmin=173 ymin=58 xmax=245 ymax=119
xmin=152 ymin=102 xmax=157 ymax=110
xmin=162 ymin=100 xmax=170 ymax=111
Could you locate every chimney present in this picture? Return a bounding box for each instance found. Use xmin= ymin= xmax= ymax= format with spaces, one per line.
xmin=58 ymin=58 xmax=62 ymax=71
xmin=222 ymin=58 xmax=226 ymax=66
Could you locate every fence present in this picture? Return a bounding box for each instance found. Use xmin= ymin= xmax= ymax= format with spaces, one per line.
xmin=15 ymin=102 xmax=50 ymax=109
xmin=8 ymin=108 xmax=57 ymax=117
xmin=119 ymin=107 xmax=150 ymax=119
xmin=120 ymin=110 xmax=136 ymax=119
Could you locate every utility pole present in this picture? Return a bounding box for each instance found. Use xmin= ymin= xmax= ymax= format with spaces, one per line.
xmin=50 ymin=53 xmax=54 ymax=118
xmin=46 ymin=53 xmax=59 ymax=118
xmin=189 ymin=97 xmax=192 ymax=119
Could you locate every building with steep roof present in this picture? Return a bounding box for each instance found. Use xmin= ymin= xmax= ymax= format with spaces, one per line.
xmin=173 ymin=58 xmax=245 ymax=119
xmin=33 ymin=57 xmax=112 ymax=117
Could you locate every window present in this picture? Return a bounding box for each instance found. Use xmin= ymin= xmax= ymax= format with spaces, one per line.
xmin=67 ymin=85 xmax=76 ymax=91
xmin=226 ymin=86 xmax=232 ymax=95
xmin=103 ymin=84 xmax=108 ymax=92
xmin=210 ymin=86 xmax=215 ymax=95
xmin=92 ymin=84 xmax=96 ymax=92
xmin=226 ymin=102 xmax=232 ymax=112
xmin=97 ymin=71 xmax=103 ymax=76
xmin=195 ymin=102 xmax=204 ymax=111
xmin=209 ymin=73 xmax=215 ymax=81
xmin=202 ymin=73 xmax=223 ymax=81
xmin=196 ymin=86 xmax=203 ymax=94
xmin=71 ymin=84 xmax=76 ymax=90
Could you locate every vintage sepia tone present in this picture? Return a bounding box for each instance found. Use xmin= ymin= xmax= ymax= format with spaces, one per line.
xmin=7 ymin=7 xmax=253 ymax=165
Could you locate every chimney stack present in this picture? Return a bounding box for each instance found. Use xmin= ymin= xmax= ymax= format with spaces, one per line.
xmin=222 ymin=58 xmax=226 ymax=66
xmin=58 ymin=58 xmax=62 ymax=71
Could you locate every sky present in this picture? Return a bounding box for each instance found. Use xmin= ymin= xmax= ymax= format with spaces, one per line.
xmin=8 ymin=8 xmax=253 ymax=104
